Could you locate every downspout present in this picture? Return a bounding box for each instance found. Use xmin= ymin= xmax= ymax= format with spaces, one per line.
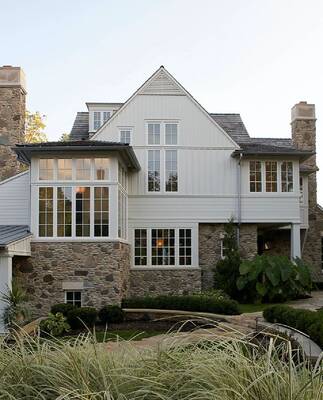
xmin=237 ymin=152 xmax=243 ymax=247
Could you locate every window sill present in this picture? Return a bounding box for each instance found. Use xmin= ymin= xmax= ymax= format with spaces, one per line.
xmin=131 ymin=266 xmax=200 ymax=271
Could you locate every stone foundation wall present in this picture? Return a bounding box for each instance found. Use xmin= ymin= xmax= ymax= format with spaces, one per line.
xmin=13 ymin=241 xmax=130 ymax=317
xmin=129 ymin=269 xmax=201 ymax=297
xmin=199 ymin=223 xmax=258 ymax=290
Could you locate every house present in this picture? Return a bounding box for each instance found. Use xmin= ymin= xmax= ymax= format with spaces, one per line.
xmin=0 ymin=65 xmax=322 ymax=329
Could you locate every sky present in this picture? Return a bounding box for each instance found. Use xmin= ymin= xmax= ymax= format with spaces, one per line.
xmin=1 ymin=0 xmax=323 ymax=202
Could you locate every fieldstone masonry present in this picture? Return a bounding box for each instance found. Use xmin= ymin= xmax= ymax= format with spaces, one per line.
xmin=13 ymin=242 xmax=130 ymax=317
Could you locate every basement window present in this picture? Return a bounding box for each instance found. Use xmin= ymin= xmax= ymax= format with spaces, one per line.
xmin=65 ymin=291 xmax=82 ymax=307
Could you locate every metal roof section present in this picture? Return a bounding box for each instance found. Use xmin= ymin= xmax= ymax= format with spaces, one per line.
xmin=70 ymin=112 xmax=89 ymax=141
xmin=0 ymin=225 xmax=32 ymax=247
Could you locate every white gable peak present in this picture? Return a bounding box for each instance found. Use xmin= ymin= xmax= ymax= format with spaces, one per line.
xmin=138 ymin=67 xmax=185 ymax=96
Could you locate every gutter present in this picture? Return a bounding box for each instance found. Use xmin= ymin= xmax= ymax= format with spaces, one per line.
xmin=237 ymin=152 xmax=243 ymax=246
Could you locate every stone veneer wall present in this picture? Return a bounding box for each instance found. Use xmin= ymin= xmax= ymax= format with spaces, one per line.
xmin=129 ymin=269 xmax=201 ymax=297
xmin=13 ymin=242 xmax=130 ymax=317
xmin=199 ymin=223 xmax=258 ymax=290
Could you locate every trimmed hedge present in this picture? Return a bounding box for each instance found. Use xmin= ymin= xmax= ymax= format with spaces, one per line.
xmin=66 ymin=307 xmax=98 ymax=330
xmin=263 ymin=305 xmax=323 ymax=348
xmin=122 ymin=295 xmax=240 ymax=315
xmin=99 ymin=305 xmax=124 ymax=324
xmin=51 ymin=303 xmax=75 ymax=316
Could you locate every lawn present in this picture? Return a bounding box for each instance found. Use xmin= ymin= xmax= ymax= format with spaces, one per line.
xmin=238 ymin=302 xmax=283 ymax=314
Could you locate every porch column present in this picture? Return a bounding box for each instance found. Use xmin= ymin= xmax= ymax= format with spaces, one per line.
xmin=0 ymin=255 xmax=12 ymax=334
xmin=290 ymin=223 xmax=301 ymax=260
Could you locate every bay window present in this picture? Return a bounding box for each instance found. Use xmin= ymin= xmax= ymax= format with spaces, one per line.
xmin=94 ymin=187 xmax=109 ymax=237
xmin=75 ymin=187 xmax=90 ymax=237
xmin=94 ymin=158 xmax=109 ymax=180
xmin=265 ymin=161 xmax=277 ymax=192
xmin=39 ymin=159 xmax=54 ymax=180
xmin=58 ymin=159 xmax=72 ymax=180
xmin=39 ymin=187 xmax=53 ymax=237
xmin=281 ymin=161 xmax=293 ymax=192
xmin=76 ymin=159 xmax=91 ymax=180
xmin=249 ymin=161 xmax=262 ymax=192
xmin=57 ymin=187 xmax=72 ymax=237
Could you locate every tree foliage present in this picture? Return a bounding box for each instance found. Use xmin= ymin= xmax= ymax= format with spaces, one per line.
xmin=1 ymin=280 xmax=29 ymax=328
xmin=25 ymin=111 xmax=47 ymax=143
xmin=59 ymin=132 xmax=70 ymax=142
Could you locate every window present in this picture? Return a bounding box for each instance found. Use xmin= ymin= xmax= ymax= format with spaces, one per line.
xmin=94 ymin=112 xmax=101 ymax=130
xmin=57 ymin=159 xmax=72 ymax=180
xmin=65 ymin=291 xmax=82 ymax=307
xmin=94 ymin=158 xmax=109 ymax=180
xmin=76 ymin=159 xmax=91 ymax=180
xmin=118 ymin=190 xmax=127 ymax=239
xmin=179 ymin=229 xmax=191 ymax=265
xmin=57 ymin=187 xmax=72 ymax=237
xmin=39 ymin=159 xmax=54 ymax=180
xmin=118 ymin=163 xmax=127 ymax=189
xmin=249 ymin=161 xmax=262 ymax=192
xmin=39 ymin=187 xmax=53 ymax=237
xmin=148 ymin=123 xmax=160 ymax=145
xmin=265 ymin=161 xmax=278 ymax=192
xmin=165 ymin=123 xmax=178 ymax=145
xmin=94 ymin=187 xmax=109 ymax=237
xmin=151 ymin=229 xmax=175 ymax=266
xmin=281 ymin=161 xmax=293 ymax=192
xmin=148 ymin=150 xmax=160 ymax=192
xmin=120 ymin=129 xmax=131 ymax=144
xmin=165 ymin=150 xmax=178 ymax=192
xmin=220 ymin=239 xmax=228 ymax=259
xmin=103 ymin=111 xmax=111 ymax=123
xmin=75 ymin=187 xmax=90 ymax=237
xmin=134 ymin=229 xmax=147 ymax=265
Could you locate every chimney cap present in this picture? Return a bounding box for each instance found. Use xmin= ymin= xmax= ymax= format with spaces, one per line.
xmin=0 ymin=66 xmax=26 ymax=93
xmin=291 ymin=101 xmax=315 ymax=122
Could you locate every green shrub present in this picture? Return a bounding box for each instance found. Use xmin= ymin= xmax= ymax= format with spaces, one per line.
xmin=197 ymin=289 xmax=230 ymax=301
xmin=98 ymin=305 xmax=124 ymax=324
xmin=39 ymin=313 xmax=70 ymax=336
xmin=237 ymin=255 xmax=312 ymax=303
xmin=67 ymin=307 xmax=98 ymax=330
xmin=122 ymin=294 xmax=240 ymax=315
xmin=51 ymin=303 xmax=75 ymax=316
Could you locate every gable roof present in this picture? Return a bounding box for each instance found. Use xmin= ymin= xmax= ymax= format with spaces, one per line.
xmin=210 ymin=114 xmax=250 ymax=143
xmin=0 ymin=225 xmax=32 ymax=247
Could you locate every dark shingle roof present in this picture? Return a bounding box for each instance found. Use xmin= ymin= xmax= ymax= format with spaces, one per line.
xmin=0 ymin=225 xmax=31 ymax=247
xmin=210 ymin=113 xmax=250 ymax=143
xmin=70 ymin=112 xmax=89 ymax=141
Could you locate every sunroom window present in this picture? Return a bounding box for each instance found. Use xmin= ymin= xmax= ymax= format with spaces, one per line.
xmin=249 ymin=161 xmax=262 ymax=192
xmin=76 ymin=159 xmax=91 ymax=180
xmin=94 ymin=187 xmax=109 ymax=237
xmin=38 ymin=187 xmax=53 ymax=237
xmin=57 ymin=159 xmax=72 ymax=180
xmin=94 ymin=158 xmax=109 ymax=180
xmin=265 ymin=161 xmax=278 ymax=192
xmin=75 ymin=187 xmax=90 ymax=237
xmin=39 ymin=159 xmax=54 ymax=180
xmin=281 ymin=161 xmax=293 ymax=192
xmin=57 ymin=187 xmax=72 ymax=237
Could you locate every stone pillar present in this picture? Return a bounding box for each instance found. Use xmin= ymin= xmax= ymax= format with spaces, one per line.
xmin=0 ymin=255 xmax=12 ymax=333
xmin=0 ymin=66 xmax=26 ymax=181
xmin=291 ymin=223 xmax=301 ymax=260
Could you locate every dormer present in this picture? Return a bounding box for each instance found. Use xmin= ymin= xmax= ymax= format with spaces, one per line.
xmin=87 ymin=102 xmax=123 ymax=133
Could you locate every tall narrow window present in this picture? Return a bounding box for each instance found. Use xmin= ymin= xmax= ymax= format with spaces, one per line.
xmin=148 ymin=123 xmax=160 ymax=145
xmin=281 ymin=161 xmax=293 ymax=192
xmin=249 ymin=161 xmax=262 ymax=192
xmin=94 ymin=112 xmax=101 ymax=130
xmin=94 ymin=158 xmax=109 ymax=180
xmin=151 ymin=229 xmax=175 ymax=265
xmin=179 ymin=229 xmax=192 ymax=265
xmin=148 ymin=150 xmax=160 ymax=192
xmin=57 ymin=187 xmax=72 ymax=237
xmin=75 ymin=187 xmax=90 ymax=237
xmin=39 ymin=159 xmax=54 ymax=180
xmin=265 ymin=161 xmax=277 ymax=192
xmin=134 ymin=229 xmax=147 ymax=266
xmin=76 ymin=159 xmax=91 ymax=180
xmin=57 ymin=159 xmax=72 ymax=180
xmin=103 ymin=111 xmax=111 ymax=123
xmin=94 ymin=187 xmax=109 ymax=237
xmin=118 ymin=190 xmax=127 ymax=239
xmin=165 ymin=123 xmax=178 ymax=145
xmin=165 ymin=150 xmax=178 ymax=192
xmin=120 ymin=129 xmax=131 ymax=144
xmin=39 ymin=187 xmax=53 ymax=237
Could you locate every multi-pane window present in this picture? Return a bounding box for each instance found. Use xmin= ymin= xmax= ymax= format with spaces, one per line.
xmin=103 ymin=111 xmax=111 ymax=123
xmin=134 ymin=229 xmax=147 ymax=265
xmin=165 ymin=150 xmax=178 ymax=192
xmin=179 ymin=229 xmax=191 ymax=265
xmin=249 ymin=161 xmax=262 ymax=192
xmin=148 ymin=150 xmax=160 ymax=192
xmin=220 ymin=239 xmax=228 ymax=259
xmin=76 ymin=159 xmax=91 ymax=180
xmin=39 ymin=187 xmax=53 ymax=237
xmin=39 ymin=159 xmax=54 ymax=180
xmin=57 ymin=159 xmax=72 ymax=180
xmin=265 ymin=161 xmax=278 ymax=192
xmin=120 ymin=129 xmax=131 ymax=144
xmin=57 ymin=187 xmax=72 ymax=237
xmin=65 ymin=291 xmax=82 ymax=307
xmin=75 ymin=187 xmax=90 ymax=237
xmin=165 ymin=123 xmax=178 ymax=145
xmin=94 ymin=158 xmax=109 ymax=180
xmin=94 ymin=187 xmax=109 ymax=237
xmin=148 ymin=123 xmax=161 ymax=145
xmin=94 ymin=112 xmax=101 ymax=130
xmin=151 ymin=229 xmax=175 ymax=266
xmin=118 ymin=190 xmax=127 ymax=239
xmin=281 ymin=161 xmax=293 ymax=192
xmin=118 ymin=163 xmax=127 ymax=189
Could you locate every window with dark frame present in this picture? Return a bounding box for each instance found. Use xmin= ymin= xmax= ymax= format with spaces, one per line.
xmin=65 ymin=291 xmax=82 ymax=307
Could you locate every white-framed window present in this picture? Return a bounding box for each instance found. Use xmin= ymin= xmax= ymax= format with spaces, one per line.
xmin=94 ymin=112 xmax=101 ymax=130
xmin=39 ymin=187 xmax=53 ymax=237
xmin=179 ymin=229 xmax=192 ymax=265
xmin=152 ymin=229 xmax=175 ymax=266
xmin=65 ymin=291 xmax=82 ymax=307
xmin=249 ymin=161 xmax=262 ymax=192
xmin=165 ymin=123 xmax=178 ymax=145
xmin=103 ymin=111 xmax=111 ymax=123
xmin=134 ymin=229 xmax=147 ymax=266
xmin=57 ymin=159 xmax=72 ymax=180
xmin=281 ymin=161 xmax=293 ymax=192
xmin=120 ymin=129 xmax=132 ymax=144
xmin=148 ymin=123 xmax=161 ymax=145
xmin=148 ymin=150 xmax=160 ymax=192
xmin=39 ymin=159 xmax=54 ymax=181
xmin=94 ymin=158 xmax=109 ymax=180
xmin=118 ymin=163 xmax=127 ymax=190
xmin=220 ymin=239 xmax=228 ymax=260
xmin=265 ymin=161 xmax=278 ymax=192
xmin=94 ymin=187 xmax=109 ymax=237
xmin=75 ymin=187 xmax=91 ymax=237
xmin=165 ymin=150 xmax=178 ymax=192
xmin=118 ymin=190 xmax=127 ymax=239
xmin=57 ymin=187 xmax=72 ymax=237
xmin=76 ymin=159 xmax=91 ymax=180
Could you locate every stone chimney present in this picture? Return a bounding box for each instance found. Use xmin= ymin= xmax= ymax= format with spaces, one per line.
xmin=0 ymin=65 xmax=27 ymax=181
xmin=291 ymin=101 xmax=317 ymax=215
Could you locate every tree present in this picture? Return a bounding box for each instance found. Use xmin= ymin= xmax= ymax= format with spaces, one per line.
xmin=59 ymin=132 xmax=70 ymax=142
xmin=25 ymin=111 xmax=47 ymax=143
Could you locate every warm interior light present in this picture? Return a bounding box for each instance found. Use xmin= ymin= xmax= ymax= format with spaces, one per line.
xmin=157 ymin=239 xmax=164 ymax=247
xmin=76 ymin=187 xmax=86 ymax=194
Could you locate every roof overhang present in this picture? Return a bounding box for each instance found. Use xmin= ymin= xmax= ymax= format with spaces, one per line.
xmin=13 ymin=141 xmax=141 ymax=171
xmin=0 ymin=226 xmax=32 ymax=257
xmin=231 ymin=149 xmax=314 ymax=162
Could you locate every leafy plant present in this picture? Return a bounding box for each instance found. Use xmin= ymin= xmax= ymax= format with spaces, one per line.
xmin=51 ymin=303 xmax=75 ymax=317
xmin=98 ymin=305 xmax=124 ymax=324
xmin=39 ymin=313 xmax=70 ymax=336
xmin=237 ymin=255 xmax=312 ymax=303
xmin=1 ymin=280 xmax=29 ymax=328
xmin=67 ymin=307 xmax=98 ymax=329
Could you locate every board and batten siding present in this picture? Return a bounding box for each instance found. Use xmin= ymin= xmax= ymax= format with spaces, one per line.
xmin=0 ymin=171 xmax=30 ymax=225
